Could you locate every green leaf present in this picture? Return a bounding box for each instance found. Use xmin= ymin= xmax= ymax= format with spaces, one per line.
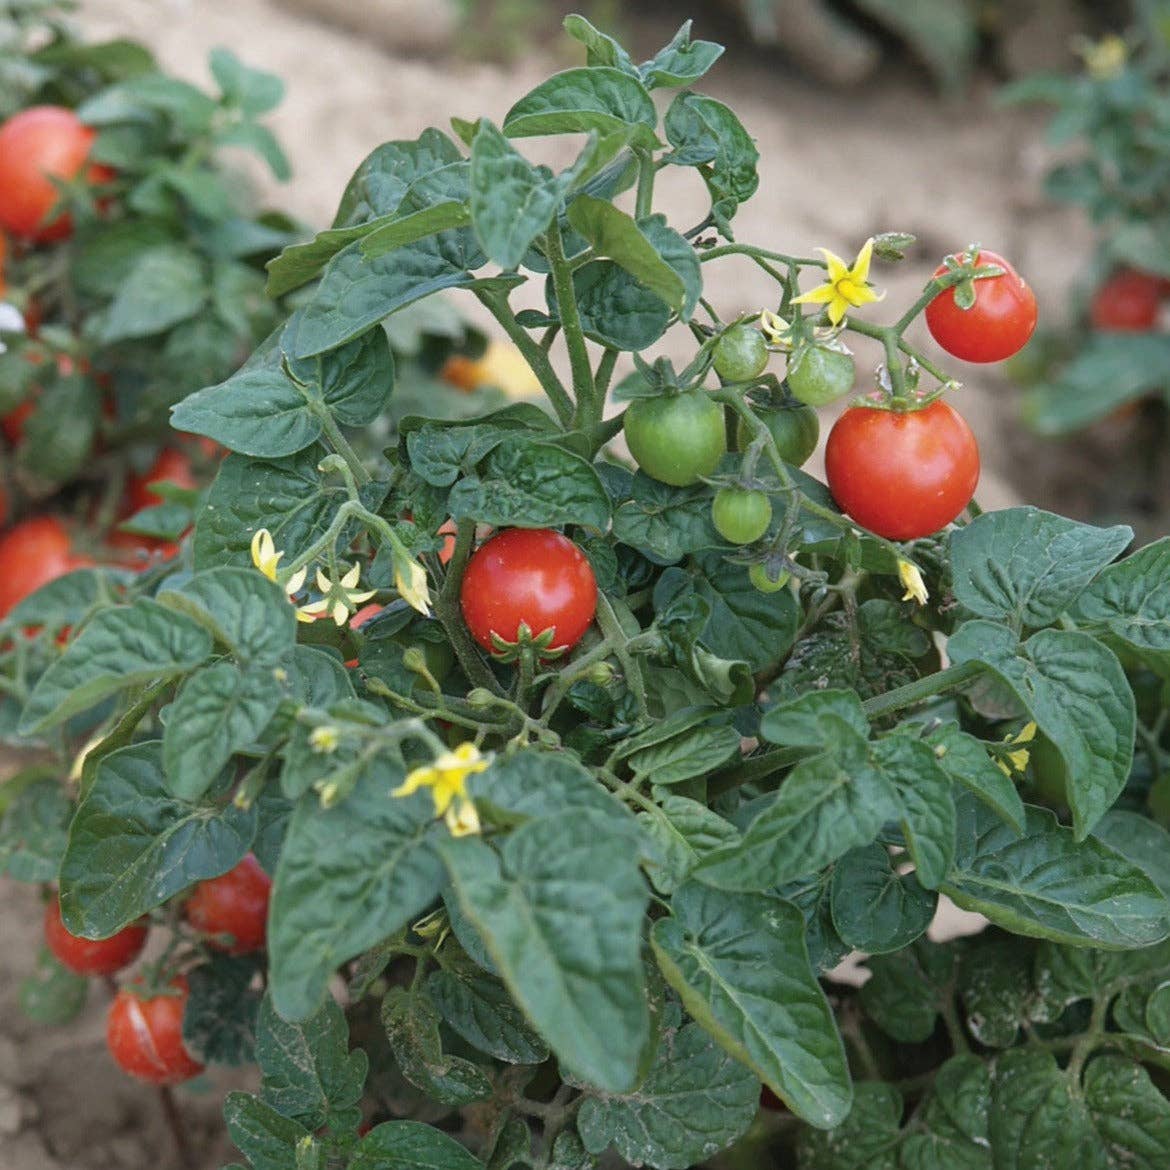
xmin=1091 ymin=810 xmax=1170 ymax=906
xmin=16 ymin=372 xmax=99 ymax=486
xmin=830 ymin=845 xmax=936 ymax=953
xmin=940 ymin=795 xmax=1170 ymax=949
xmin=860 ymin=940 xmax=958 ymax=1044
xmin=562 ymin=14 xmax=638 ymax=74
xmin=20 ymin=599 xmax=213 ymax=734
xmin=796 ymin=1082 xmax=902 ymax=1170
xmin=352 ymin=1122 xmax=484 ymax=1170
xmin=100 ymin=244 xmax=207 ymax=342
xmin=760 ymin=690 xmax=869 ymax=749
xmin=557 ymin=259 xmax=671 ymax=350
xmin=577 ymin=1022 xmax=758 ymax=1170
xmin=903 ymin=1055 xmax=993 ymax=1169
xmin=950 ymin=507 xmax=1131 ymax=629
xmin=1083 ymin=1054 xmax=1170 ymax=1168
xmin=265 ymin=224 xmax=377 ymax=299
xmin=183 ymin=953 xmax=262 ymax=1065
xmin=1023 ymin=334 xmax=1170 ymax=434
xmin=639 ymin=21 xmax=725 ymax=89
xmin=1069 ymin=537 xmax=1170 ymax=668
xmin=639 ymin=792 xmax=741 ymax=895
xmin=0 ymin=776 xmax=73 ymax=882
xmin=958 ymin=933 xmax=1033 ymax=1048
xmin=255 ymin=992 xmax=367 ymax=1130
xmin=19 ymin=947 xmax=89 ymax=1026
xmin=611 ymin=472 xmax=721 ymax=566
xmin=442 ymin=812 xmax=649 ymax=1092
xmin=5 ymin=566 xmax=126 ymax=633
xmin=925 ymin=723 xmax=1025 ymax=834
xmin=638 ymin=215 xmax=701 ymax=320
xmin=502 ymin=67 xmax=658 ymax=149
xmin=268 ymin=767 xmax=444 ymax=1021
xmin=696 ymin=725 xmax=900 ymax=892
xmin=567 ymin=195 xmax=685 ymax=311
xmin=209 ymin=46 xmax=284 ymax=115
xmin=223 ymin=1093 xmax=313 ymax=1170
xmin=194 ymin=450 xmax=354 ymax=570
xmin=382 ymin=986 xmax=493 ymax=1105
xmin=292 ymin=234 xmax=479 ymax=358
xmin=446 ymin=438 xmax=611 ymax=530
xmin=163 ymin=662 xmax=283 ymax=800
xmin=615 ymin=707 xmax=741 ymax=786
xmin=663 ymin=93 xmax=759 ymax=210
xmin=651 ymin=882 xmax=851 ymax=1129
xmin=59 ymin=742 xmax=256 ymax=938
xmin=949 ymin=620 xmax=1134 ymax=839
xmin=157 ymin=567 xmax=297 ymax=664
xmin=427 ymin=961 xmax=549 ymax=1064
xmin=469 ymin=121 xmax=561 ymax=269
xmin=360 ymin=201 xmax=472 ymax=260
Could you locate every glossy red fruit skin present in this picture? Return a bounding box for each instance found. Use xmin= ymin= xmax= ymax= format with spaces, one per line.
xmin=460 ymin=528 xmax=597 ymax=653
xmin=0 ymin=106 xmax=111 ymax=241
xmin=183 ymin=854 xmax=272 ymax=955
xmin=44 ymin=899 xmax=148 ymax=976
xmin=106 ymin=976 xmax=205 ymax=1086
xmin=1090 ymin=269 xmax=1162 ymax=332
xmin=0 ymin=516 xmax=89 ymax=618
xmin=925 ymin=249 xmax=1038 ymax=363
xmin=825 ymin=400 xmax=980 ymax=541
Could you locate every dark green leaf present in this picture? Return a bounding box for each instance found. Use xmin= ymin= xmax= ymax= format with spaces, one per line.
xmin=100 ymin=244 xmax=207 ymax=342
xmin=427 ymin=961 xmax=548 ymax=1064
xmin=830 ymin=845 xmax=936 ymax=953
xmin=0 ymin=776 xmax=73 ymax=882
xmin=639 ymin=21 xmax=725 ymax=89
xmin=925 ymin=723 xmax=1025 ymax=834
xmin=223 ymin=1093 xmax=313 ymax=1170
xmin=353 ymin=1121 xmax=484 ymax=1170
xmin=184 ymin=953 xmax=262 ymax=1065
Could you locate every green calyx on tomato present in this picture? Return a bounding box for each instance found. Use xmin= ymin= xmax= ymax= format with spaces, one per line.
xmin=713 ymin=323 xmax=769 ymax=382
xmin=737 ymin=401 xmax=819 ymax=467
xmin=712 ymin=487 xmax=773 ymax=545
xmin=623 ymin=390 xmax=726 ymax=487
xmin=786 ymin=344 xmax=855 ymax=407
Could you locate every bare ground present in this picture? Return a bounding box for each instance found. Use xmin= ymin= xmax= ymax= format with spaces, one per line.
xmin=0 ymin=2 xmax=1104 ymax=1165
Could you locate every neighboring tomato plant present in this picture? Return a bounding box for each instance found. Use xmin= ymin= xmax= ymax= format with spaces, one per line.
xmin=1090 ymin=268 xmax=1162 ymax=331
xmin=106 ymin=977 xmax=205 ymax=1085
xmin=925 ymin=248 xmax=1038 ymax=363
xmin=3 ymin=15 xmax=1170 ymax=1170
xmin=460 ymin=527 xmax=597 ymax=653
xmin=824 ymin=399 xmax=980 ymax=540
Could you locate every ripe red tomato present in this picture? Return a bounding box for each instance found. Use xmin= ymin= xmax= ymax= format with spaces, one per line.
xmin=1090 ymin=269 xmax=1162 ymax=332
xmin=106 ymin=976 xmax=205 ymax=1085
xmin=0 ymin=107 xmax=114 ymax=242
xmin=460 ymin=528 xmax=597 ymax=654
xmin=825 ymin=399 xmax=980 ymax=541
xmin=44 ymin=898 xmax=147 ymax=976
xmin=925 ymin=250 xmax=1037 ymax=363
xmin=0 ymin=516 xmax=91 ymax=618
xmin=125 ymin=448 xmax=196 ymax=515
xmin=1 ymin=398 xmax=34 ymax=446
xmin=183 ymin=854 xmax=271 ymax=955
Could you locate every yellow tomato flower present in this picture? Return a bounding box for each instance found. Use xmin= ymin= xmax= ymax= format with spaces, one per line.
xmin=898 ymin=560 xmax=929 ymax=606
xmin=1079 ymin=35 xmax=1127 ymax=81
xmin=759 ymin=309 xmax=843 ymax=350
xmin=251 ymin=528 xmax=307 ymax=594
xmin=395 ymin=552 xmax=432 ymax=617
xmin=792 ymin=238 xmax=885 ymax=326
xmin=297 ymin=563 xmax=377 ymax=626
xmin=393 ymin=742 xmax=490 ymax=837
xmin=996 ymin=721 xmax=1037 ymax=777
xmin=309 ymin=725 xmax=340 ymax=754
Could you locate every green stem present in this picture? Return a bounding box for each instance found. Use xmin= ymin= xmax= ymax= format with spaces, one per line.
xmin=594 ymin=347 xmax=619 ymax=401
xmin=861 ymin=661 xmax=982 ymax=719
xmin=315 ymin=408 xmax=371 ymax=486
xmin=635 ymin=149 xmax=655 ymax=220
xmin=595 ymin=593 xmax=649 ymax=719
xmin=699 ymin=243 xmax=826 ymax=268
xmin=436 ymin=519 xmax=503 ymax=694
xmin=474 ymin=287 xmax=575 ymax=427
xmin=707 ymin=746 xmax=805 ymax=798
xmin=538 ymin=636 xmax=617 ymax=725
xmin=545 ymin=217 xmax=596 ymax=428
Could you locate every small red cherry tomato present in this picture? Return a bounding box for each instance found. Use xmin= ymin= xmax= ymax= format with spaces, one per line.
xmin=825 ymin=399 xmax=980 ymax=541
xmin=1090 ymin=269 xmax=1162 ymax=332
xmin=0 ymin=515 xmax=89 ymax=618
xmin=460 ymin=528 xmax=597 ymax=653
xmin=183 ymin=854 xmax=271 ymax=955
xmin=925 ymin=249 xmax=1037 ymax=363
xmin=44 ymin=898 xmax=147 ymax=976
xmin=106 ymin=976 xmax=205 ymax=1085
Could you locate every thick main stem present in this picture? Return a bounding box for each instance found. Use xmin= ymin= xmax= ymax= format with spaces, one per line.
xmin=545 ymin=218 xmax=596 ymax=428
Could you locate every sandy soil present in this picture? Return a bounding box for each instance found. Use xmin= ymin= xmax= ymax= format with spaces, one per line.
xmin=0 ymin=2 xmax=1103 ymax=1166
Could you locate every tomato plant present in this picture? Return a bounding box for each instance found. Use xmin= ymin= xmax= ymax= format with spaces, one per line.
xmin=925 ymin=248 xmax=1038 ymax=363
xmin=106 ymin=977 xmax=205 ymax=1085
xmin=2 ymin=15 xmax=1170 ymax=1170
xmin=1090 ymin=268 xmax=1163 ymax=332
xmin=460 ymin=528 xmax=597 ymax=653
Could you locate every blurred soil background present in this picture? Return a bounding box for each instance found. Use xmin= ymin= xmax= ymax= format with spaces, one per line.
xmin=0 ymin=1 xmax=1131 ymax=1165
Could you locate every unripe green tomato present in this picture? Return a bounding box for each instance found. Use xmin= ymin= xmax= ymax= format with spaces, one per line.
xmin=713 ymin=324 xmax=769 ymax=382
xmin=749 ymin=562 xmax=790 ymax=593
xmin=624 ymin=391 xmax=727 ymax=487
xmin=1148 ymin=773 xmax=1170 ymax=829
xmin=1029 ymin=736 xmax=1068 ymax=809
xmin=712 ymin=488 xmax=772 ymax=545
xmin=787 ymin=346 xmax=855 ymax=407
xmin=737 ymin=404 xmax=819 ymax=467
